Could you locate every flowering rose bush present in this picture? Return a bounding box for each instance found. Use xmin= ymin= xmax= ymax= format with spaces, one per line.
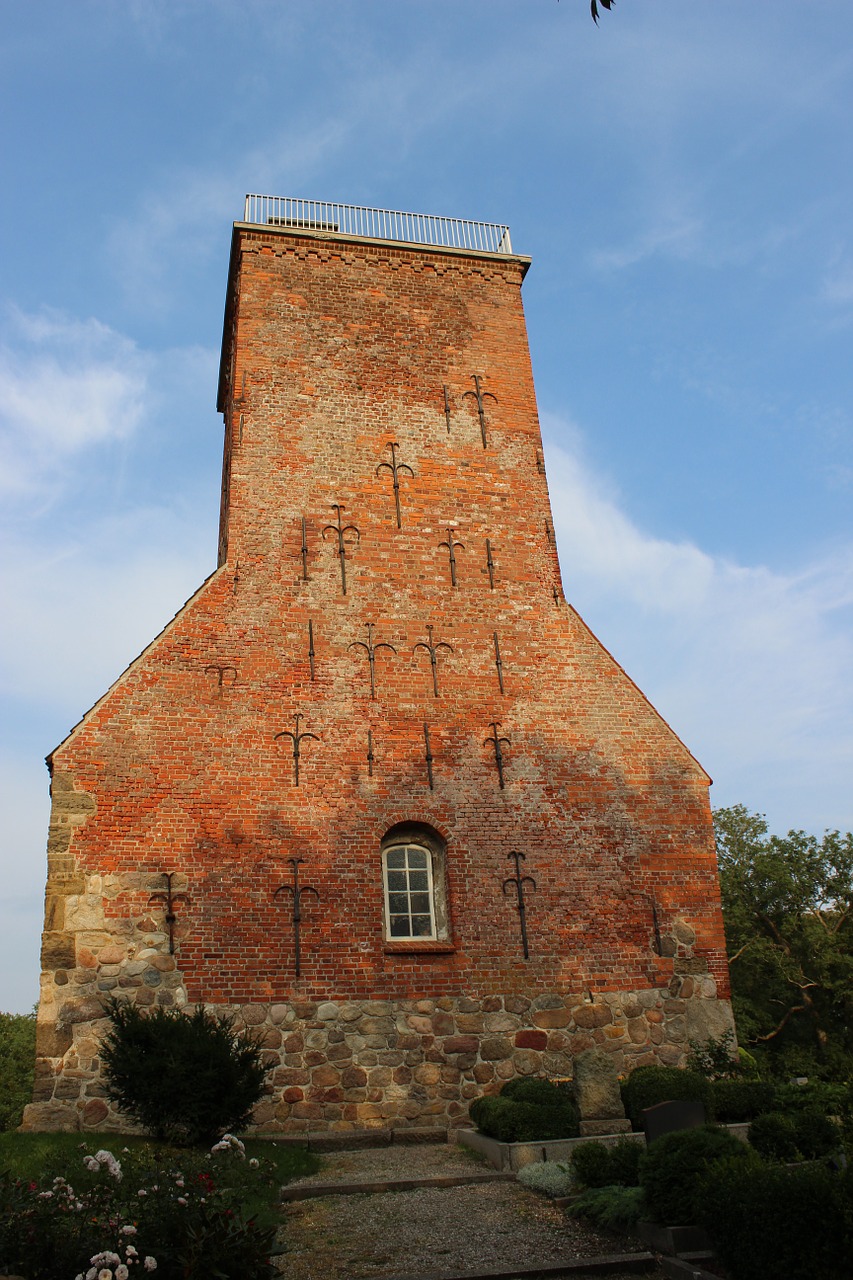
xmin=0 ymin=1141 xmax=279 ymax=1280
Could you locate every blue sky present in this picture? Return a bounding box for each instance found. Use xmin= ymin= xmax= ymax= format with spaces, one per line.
xmin=2 ymin=0 xmax=851 ymax=1013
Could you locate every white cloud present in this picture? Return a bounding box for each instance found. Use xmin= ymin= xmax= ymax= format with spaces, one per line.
xmin=543 ymin=419 xmax=853 ymax=835
xmin=0 ymin=308 xmax=147 ymax=498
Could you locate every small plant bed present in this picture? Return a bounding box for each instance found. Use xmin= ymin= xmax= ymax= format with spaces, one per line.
xmin=0 ymin=1131 xmax=318 ymax=1280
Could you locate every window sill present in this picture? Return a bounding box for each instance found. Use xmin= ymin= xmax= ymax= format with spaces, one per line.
xmin=383 ymin=940 xmax=457 ymax=955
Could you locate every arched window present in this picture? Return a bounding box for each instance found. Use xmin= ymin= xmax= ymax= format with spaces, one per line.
xmin=381 ymin=823 xmax=448 ymax=941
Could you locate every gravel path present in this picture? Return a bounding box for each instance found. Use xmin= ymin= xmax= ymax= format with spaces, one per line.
xmin=275 ymin=1143 xmax=665 ymax=1280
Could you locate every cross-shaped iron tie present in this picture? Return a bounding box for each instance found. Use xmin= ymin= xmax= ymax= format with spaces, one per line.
xmin=413 ymin=625 xmax=454 ymax=697
xmin=463 ymin=374 xmax=498 ymax=449
xmin=149 ymin=872 xmax=189 ymax=956
xmin=375 ymin=442 xmax=415 ymax=529
xmin=322 ymin=504 xmax=361 ymax=595
xmin=484 ymin=720 xmax=511 ymax=788
xmin=503 ymin=851 xmax=537 ymax=960
xmin=274 ymin=858 xmax=320 ymax=978
xmin=438 ymin=527 xmax=465 ymax=587
xmin=349 ymin=623 xmax=397 ymax=699
xmin=274 ymin=713 xmax=320 ymax=787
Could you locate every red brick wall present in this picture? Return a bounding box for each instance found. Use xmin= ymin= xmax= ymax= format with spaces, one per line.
xmin=44 ymin=226 xmax=728 ymax=1004
xmin=28 ymin=223 xmax=733 ymax=1134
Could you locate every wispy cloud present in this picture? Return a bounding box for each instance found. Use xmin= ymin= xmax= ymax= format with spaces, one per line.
xmin=543 ymin=418 xmax=853 ymax=834
xmin=0 ymin=308 xmax=147 ymax=499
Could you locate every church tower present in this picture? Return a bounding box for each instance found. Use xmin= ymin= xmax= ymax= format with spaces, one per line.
xmin=26 ymin=198 xmax=732 ymax=1135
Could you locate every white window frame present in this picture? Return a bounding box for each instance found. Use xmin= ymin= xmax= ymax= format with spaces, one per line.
xmin=382 ymin=842 xmax=437 ymax=940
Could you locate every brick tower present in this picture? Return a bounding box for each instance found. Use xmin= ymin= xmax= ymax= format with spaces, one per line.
xmin=26 ymin=198 xmax=733 ymax=1135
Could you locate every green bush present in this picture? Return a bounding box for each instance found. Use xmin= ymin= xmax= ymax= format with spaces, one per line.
xmin=773 ymin=1079 xmax=850 ymax=1118
xmin=570 ymin=1141 xmax=612 ymax=1188
xmin=749 ymin=1108 xmax=841 ymax=1162
xmin=0 ymin=1010 xmax=36 ymax=1131
xmin=571 ymin=1137 xmax=642 ymax=1188
xmin=620 ymin=1065 xmax=712 ymax=1130
xmin=100 ymin=999 xmax=266 ymax=1145
xmin=710 ymin=1078 xmax=776 ymax=1122
xmin=638 ymin=1124 xmax=751 ymax=1225
xmin=700 ymin=1157 xmax=853 ymax=1280
xmin=566 ymin=1184 xmax=647 ymax=1232
xmin=687 ymin=1029 xmax=740 ymax=1079
xmin=794 ymin=1108 xmax=842 ymax=1159
xmin=748 ymin=1111 xmax=799 ymax=1162
xmin=469 ymin=1079 xmax=579 ymax=1142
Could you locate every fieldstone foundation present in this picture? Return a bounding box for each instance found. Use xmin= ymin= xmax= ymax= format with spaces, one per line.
xmin=22 ymin=935 xmax=732 ymax=1134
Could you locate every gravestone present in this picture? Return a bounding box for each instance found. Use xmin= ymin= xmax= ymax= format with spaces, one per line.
xmin=574 ymin=1047 xmax=632 ymax=1136
xmin=643 ymin=1098 xmax=706 ymax=1143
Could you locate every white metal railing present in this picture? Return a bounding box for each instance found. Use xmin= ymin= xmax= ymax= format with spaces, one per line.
xmin=242 ymin=195 xmax=513 ymax=255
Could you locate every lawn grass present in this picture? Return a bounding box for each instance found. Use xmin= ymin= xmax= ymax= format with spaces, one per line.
xmin=0 ymin=1129 xmax=319 ymax=1188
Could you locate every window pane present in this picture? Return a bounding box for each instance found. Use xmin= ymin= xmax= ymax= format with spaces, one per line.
xmin=406 ymin=847 xmax=427 ymax=868
xmin=412 ymin=915 xmax=432 ymax=936
xmin=410 ymin=893 xmax=431 ymax=913
xmin=387 ymin=871 xmax=407 ymax=891
xmin=408 ymin=870 xmax=428 ymax=890
xmin=389 ymin=917 xmax=409 ymax=937
xmin=386 ymin=849 xmax=405 ymax=869
xmin=388 ymin=893 xmax=408 ymax=913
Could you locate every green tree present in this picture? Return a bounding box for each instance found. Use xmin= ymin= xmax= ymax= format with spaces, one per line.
xmin=714 ymin=805 xmax=853 ymax=1078
xmin=0 ymin=1009 xmax=36 ymax=1130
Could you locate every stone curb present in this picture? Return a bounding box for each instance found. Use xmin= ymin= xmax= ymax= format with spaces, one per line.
xmin=369 ymin=1251 xmax=660 ymax=1280
xmin=282 ymin=1170 xmax=515 ymax=1201
xmin=257 ymin=1126 xmax=450 ymax=1152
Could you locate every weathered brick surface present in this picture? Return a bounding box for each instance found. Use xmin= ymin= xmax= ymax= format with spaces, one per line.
xmin=25 ymin=223 xmax=733 ymax=1135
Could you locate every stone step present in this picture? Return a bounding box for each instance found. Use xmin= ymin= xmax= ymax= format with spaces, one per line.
xmin=369 ymin=1251 xmax=660 ymax=1280
xmin=282 ymin=1170 xmax=516 ymax=1201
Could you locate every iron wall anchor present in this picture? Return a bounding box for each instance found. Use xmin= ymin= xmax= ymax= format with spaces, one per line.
xmin=463 ymin=373 xmax=497 ymax=449
xmin=204 ymin=664 xmax=237 ymax=690
xmin=438 ymin=527 xmax=465 ymax=587
xmin=322 ymin=504 xmax=361 ymax=595
xmin=274 ymin=712 xmax=320 ymax=786
xmin=149 ymin=872 xmax=187 ymax=956
xmin=493 ymin=632 xmax=505 ymax=694
xmin=413 ymin=624 xmax=454 ymax=697
xmin=349 ymin=622 xmax=397 ymax=699
xmin=274 ymin=857 xmax=320 ymax=978
xmin=376 ymin=441 xmax=415 ymax=529
xmin=423 ymin=723 xmax=435 ymax=789
xmin=484 ymin=720 xmax=511 ymax=788
xmin=503 ymin=851 xmax=537 ymax=959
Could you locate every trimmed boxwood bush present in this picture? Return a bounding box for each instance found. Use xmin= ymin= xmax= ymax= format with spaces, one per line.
xmin=710 ymin=1077 xmax=776 ymax=1122
xmin=620 ymin=1065 xmax=712 ymax=1130
xmin=748 ymin=1111 xmax=799 ymax=1162
xmin=638 ymin=1124 xmax=751 ymax=1225
xmin=571 ymin=1137 xmax=642 ymax=1188
xmin=700 ymin=1157 xmax=853 ymax=1280
xmin=469 ymin=1078 xmax=579 ymax=1142
xmin=749 ymin=1108 xmax=841 ymax=1162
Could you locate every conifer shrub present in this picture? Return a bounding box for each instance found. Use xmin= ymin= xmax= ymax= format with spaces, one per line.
xmin=620 ymin=1065 xmax=712 ymax=1130
xmin=100 ymin=999 xmax=266 ymax=1145
xmin=747 ymin=1111 xmax=799 ymax=1162
xmin=567 ymin=1184 xmax=647 ymax=1232
xmin=638 ymin=1124 xmax=750 ymax=1225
